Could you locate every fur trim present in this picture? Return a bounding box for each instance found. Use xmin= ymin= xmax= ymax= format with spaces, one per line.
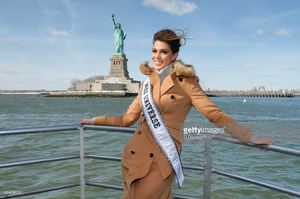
xmin=140 ymin=60 xmax=196 ymax=77
xmin=139 ymin=61 xmax=154 ymax=75
xmin=173 ymin=60 xmax=196 ymax=77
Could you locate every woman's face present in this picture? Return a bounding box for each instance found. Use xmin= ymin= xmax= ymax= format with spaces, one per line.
xmin=152 ymin=40 xmax=178 ymax=71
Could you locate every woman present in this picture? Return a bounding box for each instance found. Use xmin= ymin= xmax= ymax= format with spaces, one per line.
xmin=81 ymin=29 xmax=273 ymax=199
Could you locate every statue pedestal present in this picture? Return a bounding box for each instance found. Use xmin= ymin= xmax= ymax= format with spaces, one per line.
xmin=109 ymin=53 xmax=129 ymax=78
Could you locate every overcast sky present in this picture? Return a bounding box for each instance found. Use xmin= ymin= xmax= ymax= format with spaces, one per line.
xmin=0 ymin=0 xmax=299 ymax=90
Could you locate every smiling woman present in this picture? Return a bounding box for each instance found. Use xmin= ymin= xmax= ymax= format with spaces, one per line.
xmin=80 ymin=28 xmax=272 ymax=199
xmin=151 ymin=29 xmax=185 ymax=71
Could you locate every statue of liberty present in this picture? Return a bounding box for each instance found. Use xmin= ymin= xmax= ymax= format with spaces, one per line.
xmin=112 ymin=13 xmax=126 ymax=54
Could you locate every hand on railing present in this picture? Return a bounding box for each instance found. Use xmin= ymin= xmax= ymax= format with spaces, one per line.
xmin=80 ymin=118 xmax=96 ymax=125
xmin=250 ymin=135 xmax=273 ymax=145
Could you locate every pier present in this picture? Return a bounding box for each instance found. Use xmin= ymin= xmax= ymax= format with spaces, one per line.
xmin=205 ymin=90 xmax=295 ymax=98
xmin=43 ymin=90 xmax=295 ymax=98
xmin=1 ymin=89 xmax=296 ymax=98
xmin=42 ymin=91 xmax=137 ymax=97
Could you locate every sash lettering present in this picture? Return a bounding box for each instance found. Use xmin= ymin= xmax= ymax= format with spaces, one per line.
xmin=141 ymin=78 xmax=184 ymax=188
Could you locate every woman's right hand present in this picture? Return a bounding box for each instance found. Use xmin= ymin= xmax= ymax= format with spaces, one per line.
xmin=80 ymin=118 xmax=96 ymax=125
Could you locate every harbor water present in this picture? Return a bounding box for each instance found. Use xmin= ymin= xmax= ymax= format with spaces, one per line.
xmin=0 ymin=94 xmax=299 ymax=199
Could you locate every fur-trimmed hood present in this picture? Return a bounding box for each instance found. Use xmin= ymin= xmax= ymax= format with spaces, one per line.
xmin=140 ymin=60 xmax=196 ymax=77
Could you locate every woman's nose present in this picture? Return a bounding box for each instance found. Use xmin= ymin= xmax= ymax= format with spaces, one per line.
xmin=153 ymin=52 xmax=160 ymax=59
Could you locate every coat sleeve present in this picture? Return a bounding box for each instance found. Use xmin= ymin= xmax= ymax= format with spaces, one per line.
xmin=94 ymin=93 xmax=142 ymax=127
xmin=188 ymin=77 xmax=252 ymax=144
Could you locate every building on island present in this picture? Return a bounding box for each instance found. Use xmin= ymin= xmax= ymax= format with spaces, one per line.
xmin=74 ymin=53 xmax=140 ymax=95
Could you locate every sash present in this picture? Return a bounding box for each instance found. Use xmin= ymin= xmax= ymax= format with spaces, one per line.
xmin=141 ymin=78 xmax=184 ymax=188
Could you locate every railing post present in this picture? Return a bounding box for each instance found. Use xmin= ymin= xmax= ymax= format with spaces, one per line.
xmin=79 ymin=126 xmax=86 ymax=199
xmin=203 ymin=136 xmax=212 ymax=199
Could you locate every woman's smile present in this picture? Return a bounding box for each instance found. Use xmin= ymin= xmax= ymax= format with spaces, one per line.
xmin=152 ymin=40 xmax=177 ymax=71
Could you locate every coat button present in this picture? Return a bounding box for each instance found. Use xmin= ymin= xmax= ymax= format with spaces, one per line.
xmin=149 ymin=153 xmax=154 ymax=158
xmin=131 ymin=150 xmax=135 ymax=154
xmin=170 ymin=95 xmax=176 ymax=100
xmin=140 ymin=118 xmax=146 ymax=125
xmin=138 ymin=130 xmax=141 ymax=134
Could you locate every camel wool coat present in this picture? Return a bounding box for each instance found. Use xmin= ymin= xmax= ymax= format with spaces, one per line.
xmin=94 ymin=60 xmax=253 ymax=199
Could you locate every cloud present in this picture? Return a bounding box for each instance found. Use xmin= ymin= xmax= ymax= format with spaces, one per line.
xmin=239 ymin=10 xmax=300 ymax=28
xmin=252 ymin=28 xmax=293 ymax=38
xmin=38 ymin=0 xmax=79 ymax=37
xmin=0 ymin=69 xmax=21 ymax=74
xmin=274 ymin=28 xmax=292 ymax=37
xmin=61 ymin=0 xmax=79 ymax=34
xmin=0 ymin=67 xmax=38 ymax=75
xmin=48 ymin=29 xmax=70 ymax=37
xmin=254 ymin=29 xmax=266 ymax=37
xmin=38 ymin=0 xmax=60 ymax=25
xmin=143 ymin=0 xmax=198 ymax=16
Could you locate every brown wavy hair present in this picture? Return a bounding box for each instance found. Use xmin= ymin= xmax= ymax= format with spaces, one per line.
xmin=153 ymin=29 xmax=186 ymax=54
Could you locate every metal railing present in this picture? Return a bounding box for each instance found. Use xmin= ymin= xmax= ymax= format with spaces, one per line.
xmin=0 ymin=124 xmax=299 ymax=199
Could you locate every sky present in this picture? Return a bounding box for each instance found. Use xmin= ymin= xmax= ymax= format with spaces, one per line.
xmin=0 ymin=0 xmax=299 ymax=90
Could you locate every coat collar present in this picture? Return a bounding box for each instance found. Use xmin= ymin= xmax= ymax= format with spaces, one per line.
xmin=139 ymin=60 xmax=196 ymax=77
xmin=140 ymin=60 xmax=196 ymax=96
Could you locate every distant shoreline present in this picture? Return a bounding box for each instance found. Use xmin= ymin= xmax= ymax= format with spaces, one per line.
xmin=0 ymin=92 xmax=40 ymax=95
xmin=1 ymin=90 xmax=299 ymax=98
xmin=1 ymin=92 xmax=299 ymax=98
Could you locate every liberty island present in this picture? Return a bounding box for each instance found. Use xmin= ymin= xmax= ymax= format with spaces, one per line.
xmin=47 ymin=14 xmax=140 ymax=97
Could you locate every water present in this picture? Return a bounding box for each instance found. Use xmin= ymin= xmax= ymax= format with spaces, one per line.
xmin=0 ymin=94 xmax=299 ymax=199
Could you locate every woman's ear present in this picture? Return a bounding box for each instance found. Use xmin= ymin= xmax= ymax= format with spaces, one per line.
xmin=172 ymin=52 xmax=178 ymax=61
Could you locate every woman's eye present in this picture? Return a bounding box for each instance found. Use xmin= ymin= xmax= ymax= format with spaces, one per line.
xmin=152 ymin=49 xmax=157 ymax=53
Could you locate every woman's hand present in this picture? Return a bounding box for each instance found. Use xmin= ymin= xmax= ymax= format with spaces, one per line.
xmin=80 ymin=118 xmax=96 ymax=125
xmin=251 ymin=136 xmax=273 ymax=145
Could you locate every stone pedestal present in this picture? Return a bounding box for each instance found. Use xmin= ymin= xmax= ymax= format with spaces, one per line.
xmin=75 ymin=53 xmax=140 ymax=94
xmin=109 ymin=53 xmax=129 ymax=78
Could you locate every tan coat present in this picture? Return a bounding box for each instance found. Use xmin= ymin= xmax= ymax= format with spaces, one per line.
xmin=95 ymin=60 xmax=252 ymax=198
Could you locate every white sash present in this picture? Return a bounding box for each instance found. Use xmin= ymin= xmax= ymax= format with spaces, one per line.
xmin=141 ymin=78 xmax=184 ymax=188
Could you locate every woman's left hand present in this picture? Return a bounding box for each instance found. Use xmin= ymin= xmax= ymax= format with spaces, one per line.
xmin=253 ymin=136 xmax=273 ymax=145
xmin=80 ymin=118 xmax=96 ymax=125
